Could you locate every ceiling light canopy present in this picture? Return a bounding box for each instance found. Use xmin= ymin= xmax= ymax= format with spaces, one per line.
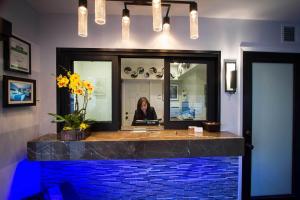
xmin=77 ymin=0 xmax=199 ymax=40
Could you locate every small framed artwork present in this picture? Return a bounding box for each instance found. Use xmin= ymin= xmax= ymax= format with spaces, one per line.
xmin=3 ymin=35 xmax=31 ymax=74
xmin=3 ymin=75 xmax=36 ymax=107
xmin=170 ymin=84 xmax=178 ymax=100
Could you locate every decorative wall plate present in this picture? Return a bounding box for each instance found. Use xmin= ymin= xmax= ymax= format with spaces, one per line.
xmin=131 ymin=71 xmax=138 ymax=78
xmin=149 ymin=67 xmax=157 ymax=74
xmin=144 ymin=72 xmax=150 ymax=78
xmin=124 ymin=66 xmax=132 ymax=74
xmin=137 ymin=67 xmax=144 ymax=74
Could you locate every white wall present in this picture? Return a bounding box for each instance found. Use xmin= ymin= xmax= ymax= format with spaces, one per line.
xmin=38 ymin=13 xmax=300 ymax=136
xmin=0 ymin=0 xmax=41 ymax=199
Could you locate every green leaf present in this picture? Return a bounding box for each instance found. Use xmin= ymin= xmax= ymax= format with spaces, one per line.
xmin=48 ymin=113 xmax=66 ymax=122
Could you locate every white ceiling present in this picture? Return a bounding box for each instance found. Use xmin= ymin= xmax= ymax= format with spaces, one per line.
xmin=26 ymin=0 xmax=300 ymax=21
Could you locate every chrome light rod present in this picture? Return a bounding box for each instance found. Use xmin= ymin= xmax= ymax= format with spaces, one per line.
xmin=124 ymin=2 xmax=171 ymax=14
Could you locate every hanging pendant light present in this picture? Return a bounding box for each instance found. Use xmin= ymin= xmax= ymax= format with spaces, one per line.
xmin=152 ymin=0 xmax=162 ymax=32
xmin=95 ymin=0 xmax=106 ymax=25
xmin=122 ymin=8 xmax=130 ymax=41
xmin=78 ymin=0 xmax=88 ymax=37
xmin=189 ymin=2 xmax=198 ymax=39
xmin=163 ymin=16 xmax=170 ymax=35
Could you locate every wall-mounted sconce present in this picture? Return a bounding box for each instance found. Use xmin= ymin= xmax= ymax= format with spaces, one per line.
xmin=225 ymin=60 xmax=237 ymax=93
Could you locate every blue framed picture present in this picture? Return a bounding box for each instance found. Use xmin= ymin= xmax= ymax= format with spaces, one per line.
xmin=3 ymin=75 xmax=36 ymax=107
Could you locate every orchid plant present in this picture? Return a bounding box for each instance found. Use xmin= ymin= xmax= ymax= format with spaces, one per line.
xmin=49 ymin=69 xmax=94 ymax=131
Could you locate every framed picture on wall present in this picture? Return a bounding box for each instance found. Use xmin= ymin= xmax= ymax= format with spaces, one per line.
xmin=170 ymin=84 xmax=178 ymax=100
xmin=3 ymin=75 xmax=36 ymax=107
xmin=3 ymin=35 xmax=31 ymax=74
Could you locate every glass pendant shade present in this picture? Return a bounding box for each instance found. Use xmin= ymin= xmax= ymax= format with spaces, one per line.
xmin=95 ymin=0 xmax=106 ymax=25
xmin=190 ymin=3 xmax=198 ymax=39
xmin=78 ymin=3 xmax=88 ymax=37
xmin=122 ymin=9 xmax=130 ymax=41
xmin=152 ymin=0 xmax=162 ymax=32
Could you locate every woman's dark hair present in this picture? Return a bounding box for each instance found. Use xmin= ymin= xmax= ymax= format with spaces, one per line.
xmin=137 ymin=97 xmax=150 ymax=111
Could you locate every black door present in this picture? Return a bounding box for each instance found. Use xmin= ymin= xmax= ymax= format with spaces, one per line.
xmin=242 ymin=52 xmax=300 ymax=200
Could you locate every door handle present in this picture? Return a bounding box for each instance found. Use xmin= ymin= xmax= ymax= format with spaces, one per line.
xmin=245 ymin=143 xmax=254 ymax=150
xmin=125 ymin=116 xmax=128 ymax=120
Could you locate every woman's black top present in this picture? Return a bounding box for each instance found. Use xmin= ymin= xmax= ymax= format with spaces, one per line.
xmin=132 ymin=107 xmax=157 ymax=125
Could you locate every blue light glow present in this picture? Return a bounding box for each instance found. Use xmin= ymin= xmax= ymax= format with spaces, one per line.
xmin=9 ymin=159 xmax=41 ymax=200
xmin=39 ymin=157 xmax=239 ymax=199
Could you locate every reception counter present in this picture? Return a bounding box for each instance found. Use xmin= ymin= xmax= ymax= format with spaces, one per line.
xmin=27 ymin=130 xmax=244 ymax=199
xmin=27 ymin=130 xmax=244 ymax=161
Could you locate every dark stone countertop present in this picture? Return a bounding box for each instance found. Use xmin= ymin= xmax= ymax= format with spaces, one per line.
xmin=27 ymin=130 xmax=244 ymax=161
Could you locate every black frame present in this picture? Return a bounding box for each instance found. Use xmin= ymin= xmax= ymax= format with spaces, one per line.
xmin=57 ymin=48 xmax=220 ymax=131
xmin=242 ymin=51 xmax=300 ymax=200
xmin=224 ymin=60 xmax=237 ymax=93
xmin=56 ymin=49 xmax=120 ymax=131
xmin=164 ymin=57 xmax=220 ymax=129
xmin=3 ymin=75 xmax=36 ymax=107
xmin=3 ymin=35 xmax=31 ymax=74
xmin=0 ymin=17 xmax=12 ymax=37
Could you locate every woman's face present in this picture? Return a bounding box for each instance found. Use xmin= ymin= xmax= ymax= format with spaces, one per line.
xmin=141 ymin=101 xmax=148 ymax=113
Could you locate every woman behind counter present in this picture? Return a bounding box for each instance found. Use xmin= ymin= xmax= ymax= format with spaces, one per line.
xmin=132 ymin=97 xmax=157 ymax=126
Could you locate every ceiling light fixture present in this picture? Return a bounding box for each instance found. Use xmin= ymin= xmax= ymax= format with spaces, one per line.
xmin=78 ymin=0 xmax=199 ymax=40
xmin=122 ymin=7 xmax=130 ymax=41
xmin=95 ymin=0 xmax=106 ymax=25
xmin=78 ymin=0 xmax=88 ymax=37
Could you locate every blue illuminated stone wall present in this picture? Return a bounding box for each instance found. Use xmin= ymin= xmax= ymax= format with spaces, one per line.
xmin=40 ymin=157 xmax=239 ymax=199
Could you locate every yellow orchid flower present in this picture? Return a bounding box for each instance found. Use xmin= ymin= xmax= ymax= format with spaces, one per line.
xmin=63 ymin=126 xmax=73 ymax=131
xmin=83 ymin=80 xmax=94 ymax=94
xmin=56 ymin=74 xmax=63 ymax=82
xmin=70 ymin=73 xmax=80 ymax=82
xmin=80 ymin=123 xmax=89 ymax=131
xmin=57 ymin=76 xmax=69 ymax=88
xmin=74 ymin=88 xmax=84 ymax=95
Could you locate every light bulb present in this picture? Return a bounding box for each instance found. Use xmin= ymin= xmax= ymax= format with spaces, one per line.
xmin=190 ymin=3 xmax=198 ymax=39
xmin=95 ymin=0 xmax=106 ymax=25
xmin=226 ymin=63 xmax=236 ymax=91
xmin=122 ymin=9 xmax=130 ymax=41
xmin=163 ymin=16 xmax=170 ymax=35
xmin=152 ymin=0 xmax=162 ymax=32
xmin=78 ymin=1 xmax=88 ymax=37
xmin=163 ymin=23 xmax=170 ymax=34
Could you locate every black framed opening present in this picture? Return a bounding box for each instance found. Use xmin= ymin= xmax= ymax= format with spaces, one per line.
xmin=242 ymin=51 xmax=300 ymax=200
xmin=164 ymin=57 xmax=220 ymax=129
xmin=56 ymin=49 xmax=120 ymax=131
xmin=57 ymin=48 xmax=220 ymax=131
